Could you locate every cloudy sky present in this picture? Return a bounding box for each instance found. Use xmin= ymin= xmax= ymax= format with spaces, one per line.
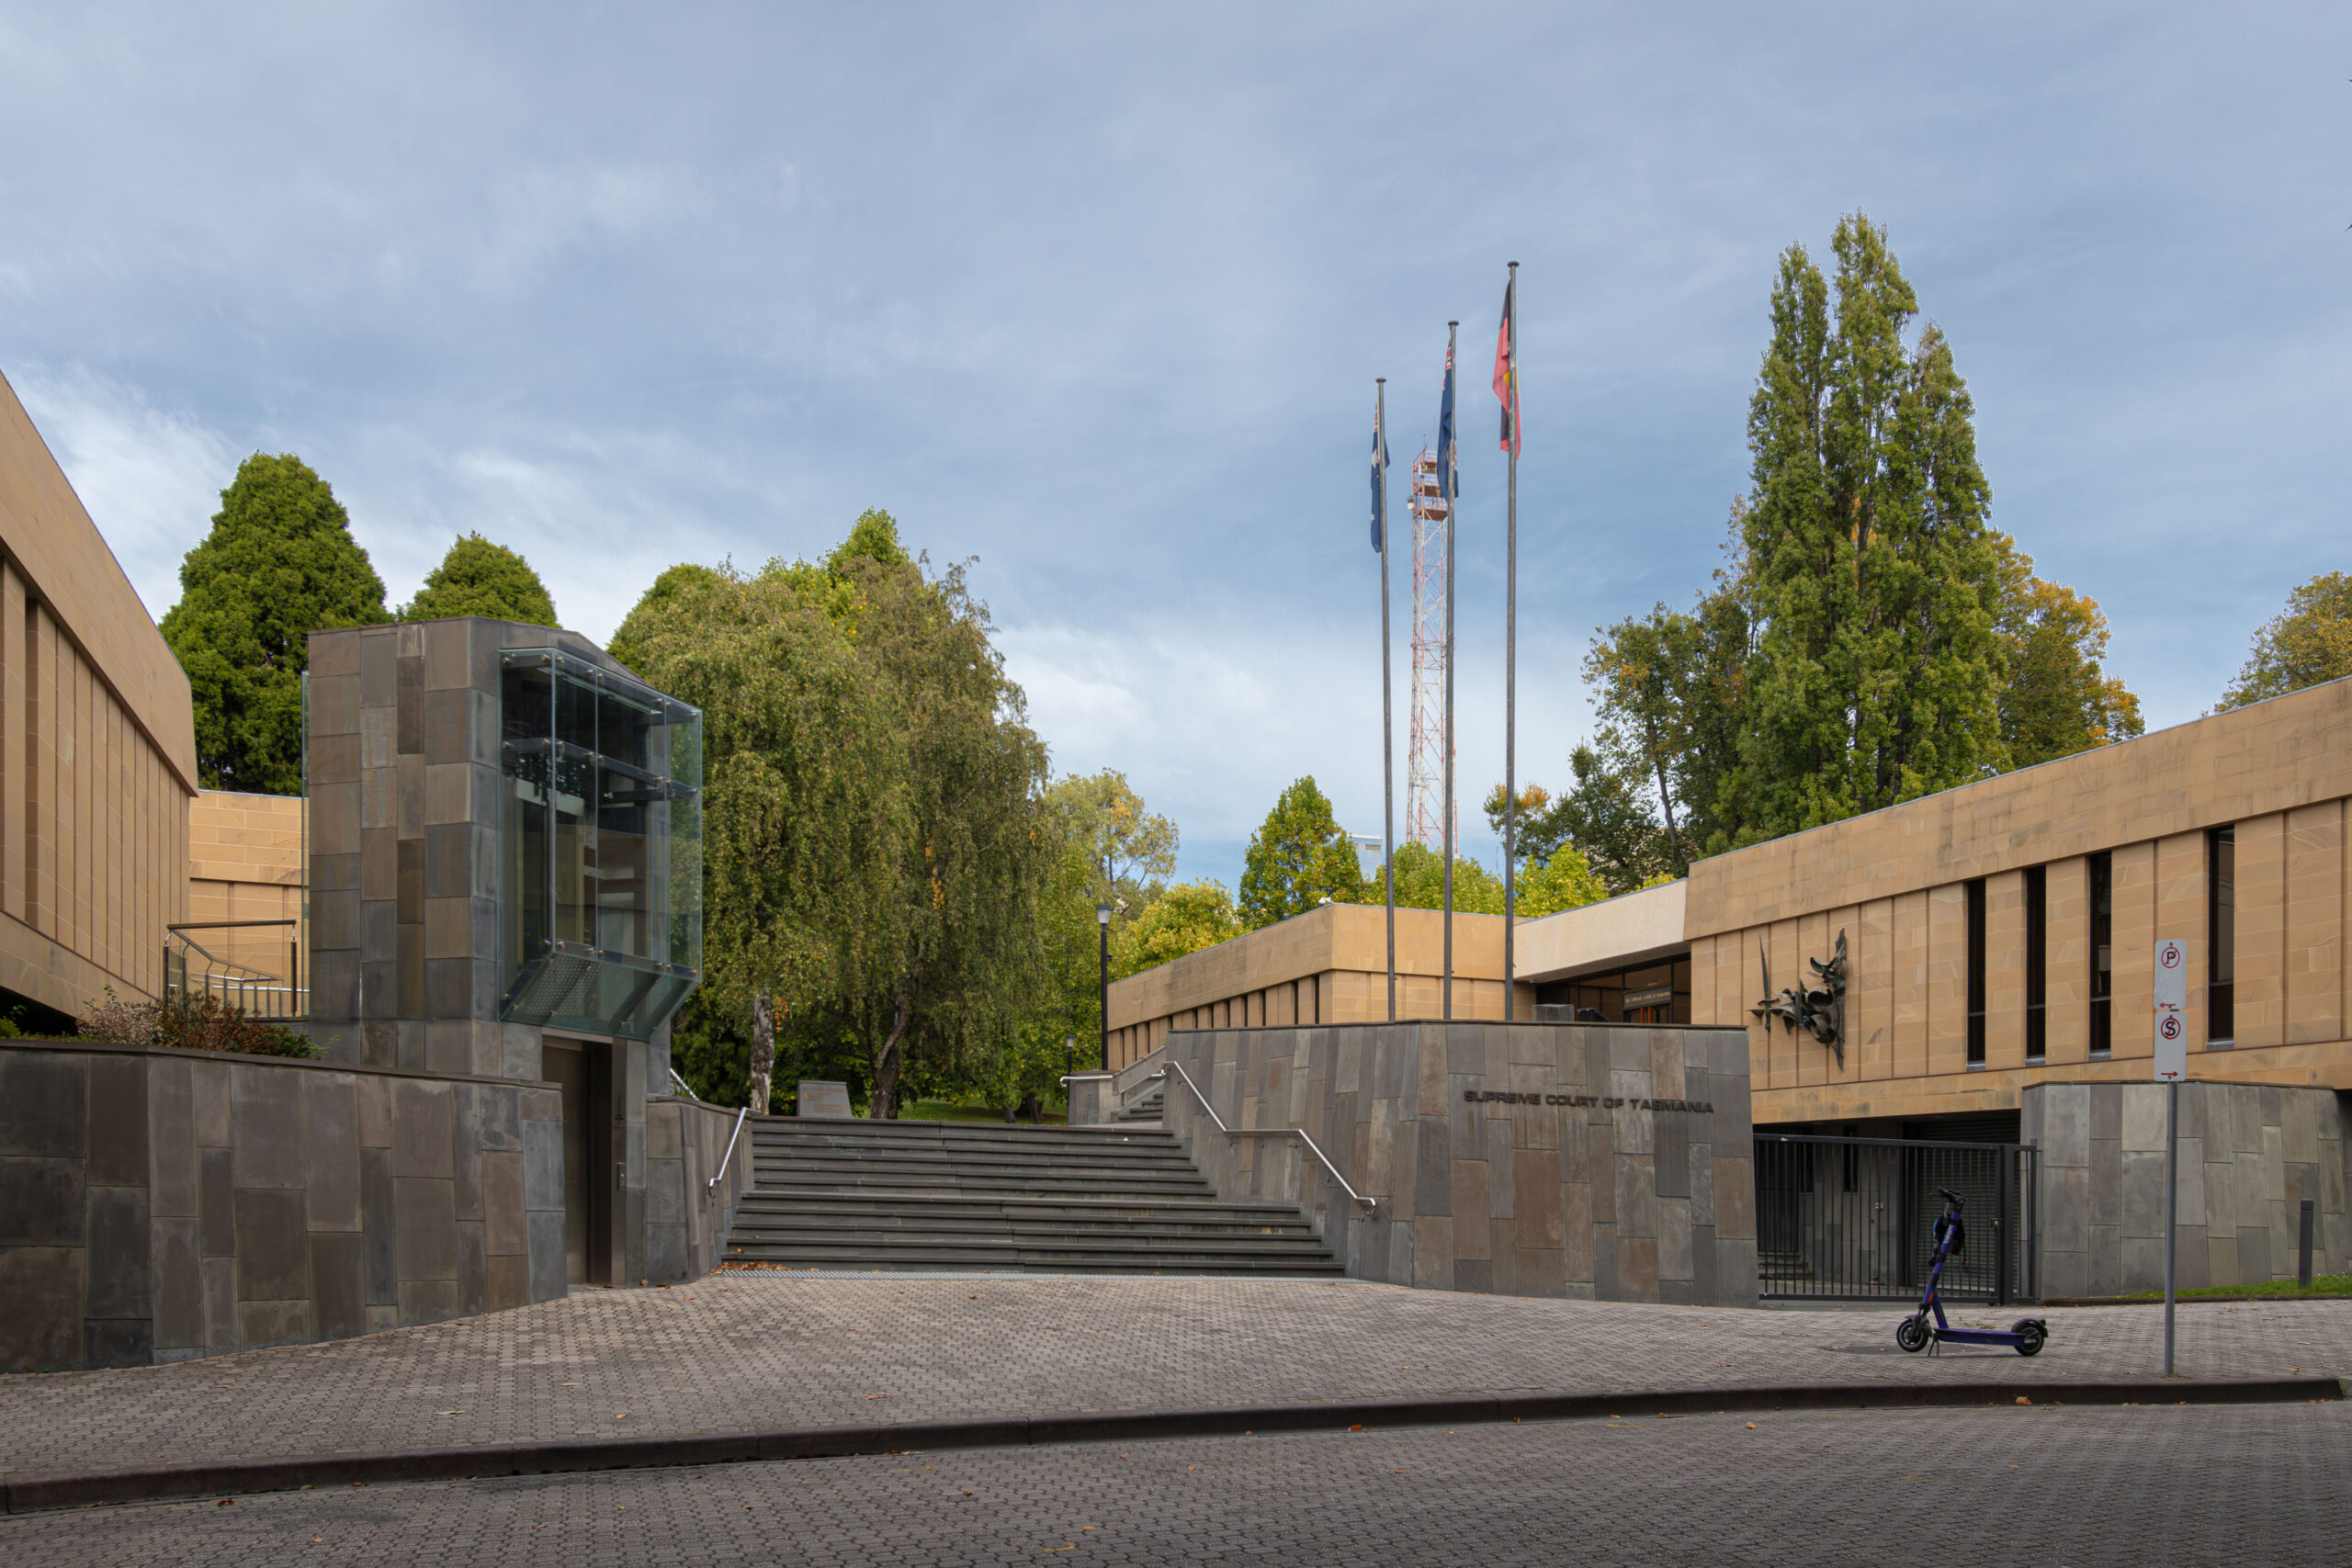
xmin=2 ymin=4 xmax=2346 ymax=886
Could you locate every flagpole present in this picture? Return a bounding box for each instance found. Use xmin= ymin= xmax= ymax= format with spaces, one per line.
xmin=1503 ymin=262 xmax=1519 ymax=1023
xmin=1377 ymin=380 xmax=1396 ymax=1023
xmin=1442 ymin=321 xmax=1458 ymax=1022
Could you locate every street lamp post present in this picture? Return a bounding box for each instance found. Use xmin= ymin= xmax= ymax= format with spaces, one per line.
xmin=1095 ymin=903 xmax=1113 ymax=1070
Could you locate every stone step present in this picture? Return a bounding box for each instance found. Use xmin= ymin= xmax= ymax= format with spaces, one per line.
xmin=725 ymin=1111 xmax=1339 ymax=1278
xmin=750 ymin=1145 xmax=1193 ymax=1170
xmin=752 ymin=1181 xmax=1217 ymax=1205
xmin=750 ymin=1151 xmax=1207 ymax=1175
xmin=734 ymin=1207 xmax=1319 ymax=1234
xmin=729 ymin=1203 xmax=1298 ymax=1222
xmin=728 ymin=1224 xmax=1329 ymax=1253
xmin=752 ymin=1154 xmax=1208 ymax=1178
xmin=750 ymin=1140 xmax=1198 ymax=1165
xmin=720 ymin=1247 xmax=1346 ymax=1275
xmin=750 ymin=1118 xmax=1176 ymax=1144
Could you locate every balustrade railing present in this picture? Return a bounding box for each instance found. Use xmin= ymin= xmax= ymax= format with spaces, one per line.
xmin=164 ymin=920 xmax=308 ymax=1021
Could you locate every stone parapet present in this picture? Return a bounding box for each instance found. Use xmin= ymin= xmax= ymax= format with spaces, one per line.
xmin=1159 ymin=1021 xmax=1757 ymax=1305
xmin=0 ymin=1037 xmax=571 ymax=1372
xmin=2022 ymin=1078 xmax=2351 ymax=1298
xmin=644 ymin=1096 xmax=753 ymax=1281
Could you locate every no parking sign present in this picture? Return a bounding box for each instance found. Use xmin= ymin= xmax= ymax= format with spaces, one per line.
xmin=2154 ymin=938 xmax=2188 ymax=1080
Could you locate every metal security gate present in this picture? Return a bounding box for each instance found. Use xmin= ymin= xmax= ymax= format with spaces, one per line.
xmin=1754 ymin=1134 xmax=2039 ymax=1304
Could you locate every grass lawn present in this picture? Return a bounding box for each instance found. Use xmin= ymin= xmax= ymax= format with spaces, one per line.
xmin=897 ymin=1098 xmax=1068 ymax=1126
xmin=2118 ymin=1270 xmax=2352 ymax=1302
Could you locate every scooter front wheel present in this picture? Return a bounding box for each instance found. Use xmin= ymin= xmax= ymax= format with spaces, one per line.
xmin=2013 ymin=1321 xmax=2047 ymax=1358
xmin=1895 ymin=1315 xmax=1930 ymax=1353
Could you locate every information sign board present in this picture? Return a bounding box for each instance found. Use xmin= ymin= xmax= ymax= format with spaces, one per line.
xmin=797 ymin=1080 xmax=853 ymax=1119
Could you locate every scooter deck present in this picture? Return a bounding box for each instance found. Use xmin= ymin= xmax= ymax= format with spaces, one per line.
xmin=1931 ymin=1327 xmax=2028 ymax=1347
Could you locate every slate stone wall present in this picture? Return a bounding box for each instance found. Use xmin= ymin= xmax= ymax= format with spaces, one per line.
xmin=1062 ymin=1073 xmax=1115 ymax=1126
xmin=304 ymin=615 xmax=639 ymax=1079
xmin=645 ymin=1097 xmax=753 ymax=1282
xmin=2023 ymin=1080 xmax=2351 ymax=1297
xmin=1160 ymin=1022 xmax=1758 ymax=1305
xmin=0 ymin=1039 xmax=568 ymax=1372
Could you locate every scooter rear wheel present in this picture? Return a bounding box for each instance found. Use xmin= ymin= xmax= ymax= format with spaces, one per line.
xmin=2014 ymin=1321 xmax=2046 ymax=1358
xmin=1895 ymin=1315 xmax=1930 ymax=1353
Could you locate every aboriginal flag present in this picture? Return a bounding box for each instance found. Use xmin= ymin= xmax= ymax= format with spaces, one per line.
xmin=1494 ymin=276 xmax=1520 ymax=457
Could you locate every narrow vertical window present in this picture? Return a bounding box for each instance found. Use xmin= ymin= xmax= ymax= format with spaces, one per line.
xmin=1965 ymin=878 xmax=1987 ymax=1066
xmin=2088 ymin=852 xmax=2112 ymax=1056
xmin=22 ymin=597 xmax=36 ymax=929
xmin=2209 ymin=827 xmax=2234 ymax=1044
xmin=2024 ymin=866 xmax=2048 ymax=1062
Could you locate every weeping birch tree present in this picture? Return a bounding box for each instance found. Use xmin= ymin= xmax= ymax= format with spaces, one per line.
xmin=615 ymin=513 xmax=1053 ymax=1119
xmin=610 ymin=558 xmax=895 ymax=1111
xmin=824 ymin=547 xmax=1051 ymax=1117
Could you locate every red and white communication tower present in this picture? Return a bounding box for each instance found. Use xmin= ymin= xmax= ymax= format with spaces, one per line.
xmin=1406 ymin=448 xmax=1453 ymax=847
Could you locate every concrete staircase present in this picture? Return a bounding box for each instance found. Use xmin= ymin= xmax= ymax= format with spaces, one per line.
xmin=1114 ymin=1085 xmax=1165 ymax=1124
xmin=722 ymin=1118 xmax=1341 ymax=1276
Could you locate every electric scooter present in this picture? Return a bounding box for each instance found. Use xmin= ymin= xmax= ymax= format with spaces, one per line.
xmin=1894 ymin=1188 xmax=2048 ymax=1356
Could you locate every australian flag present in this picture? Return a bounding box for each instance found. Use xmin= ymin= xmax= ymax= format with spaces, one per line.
xmin=1369 ymin=382 xmax=1389 ymax=552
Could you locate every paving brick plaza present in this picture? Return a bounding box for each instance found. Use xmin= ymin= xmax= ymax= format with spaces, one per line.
xmin=5 ymin=1401 xmax=2346 ymax=1566
xmin=1 ymin=1275 xmax=2344 ymax=1483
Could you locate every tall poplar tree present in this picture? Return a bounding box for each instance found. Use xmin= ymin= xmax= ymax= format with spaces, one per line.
xmin=162 ymin=454 xmax=388 ymax=794
xmin=1728 ymin=214 xmax=2005 ymax=840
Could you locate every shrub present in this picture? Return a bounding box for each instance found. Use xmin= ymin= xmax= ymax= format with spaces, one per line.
xmin=74 ymin=990 xmax=160 ymax=1045
xmin=73 ymin=989 xmax=322 ymax=1058
xmin=156 ymin=996 xmax=322 ymax=1058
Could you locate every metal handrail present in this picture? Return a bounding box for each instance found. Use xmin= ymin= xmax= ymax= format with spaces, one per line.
xmin=1159 ymin=1061 xmax=1375 ymax=1213
xmin=164 ymin=922 xmax=307 ymax=1021
xmin=1111 ymin=1043 xmax=1170 ymax=1101
xmin=708 ymin=1105 xmax=749 ymax=1192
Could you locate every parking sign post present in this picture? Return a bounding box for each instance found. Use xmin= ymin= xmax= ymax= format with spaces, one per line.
xmin=2154 ymin=938 xmax=2188 ymax=1376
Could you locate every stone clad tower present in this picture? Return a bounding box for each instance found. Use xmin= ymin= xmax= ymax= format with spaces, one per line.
xmin=304 ymin=615 xmax=705 ymax=1290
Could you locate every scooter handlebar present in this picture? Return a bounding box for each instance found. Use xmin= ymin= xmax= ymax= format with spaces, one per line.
xmin=1937 ymin=1188 xmax=1964 ymax=1210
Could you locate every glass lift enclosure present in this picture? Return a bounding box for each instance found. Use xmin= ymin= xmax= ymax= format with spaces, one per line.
xmin=499 ymin=649 xmax=702 ymax=1039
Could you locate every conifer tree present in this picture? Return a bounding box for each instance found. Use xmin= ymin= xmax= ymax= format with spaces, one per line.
xmin=161 ymin=454 xmax=388 ymax=794
xmin=1238 ymin=777 xmax=1363 ymax=928
xmin=401 ymin=533 xmax=557 ymax=626
xmin=1728 ymin=214 xmax=2005 ymax=840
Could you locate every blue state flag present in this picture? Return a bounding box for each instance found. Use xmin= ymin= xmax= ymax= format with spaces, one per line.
xmin=1369 ymin=383 xmax=1389 ymax=551
xmin=1435 ymin=333 xmax=1460 ymax=505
